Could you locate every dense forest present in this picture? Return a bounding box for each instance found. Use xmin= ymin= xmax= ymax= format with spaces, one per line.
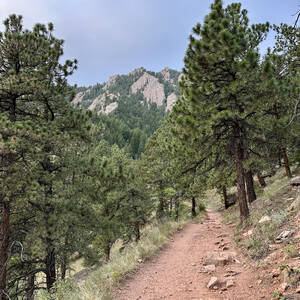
xmin=0 ymin=0 xmax=299 ymax=299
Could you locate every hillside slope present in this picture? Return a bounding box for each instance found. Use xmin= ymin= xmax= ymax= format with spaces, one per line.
xmin=72 ymin=67 xmax=180 ymax=115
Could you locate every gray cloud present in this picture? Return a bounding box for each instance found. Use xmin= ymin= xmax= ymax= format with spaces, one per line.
xmin=0 ymin=0 xmax=298 ymax=86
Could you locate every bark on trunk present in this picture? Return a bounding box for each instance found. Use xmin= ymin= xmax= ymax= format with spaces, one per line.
xmin=274 ymin=104 xmax=292 ymax=178
xmin=61 ymin=262 xmax=67 ymax=280
xmin=257 ymin=172 xmax=267 ymax=187
xmin=222 ymin=186 xmax=230 ymax=209
xmin=45 ymin=248 xmax=56 ymax=292
xmin=0 ymin=200 xmax=10 ymax=300
xmin=156 ymin=198 xmax=164 ymax=219
xmin=134 ymin=221 xmax=140 ymax=242
xmin=26 ymin=275 xmax=35 ymax=300
xmin=245 ymin=170 xmax=257 ymax=203
xmin=281 ymin=147 xmax=292 ymax=178
xmin=104 ymin=243 xmax=111 ymax=262
xmin=191 ymin=197 xmax=196 ymax=217
xmin=234 ymin=126 xmax=249 ymax=221
xmin=174 ymin=198 xmax=179 ymax=222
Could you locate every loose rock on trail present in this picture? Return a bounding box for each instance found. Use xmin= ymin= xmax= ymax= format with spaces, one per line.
xmin=114 ymin=211 xmax=272 ymax=300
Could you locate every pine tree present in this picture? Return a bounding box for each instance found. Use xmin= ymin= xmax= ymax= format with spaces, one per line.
xmin=0 ymin=15 xmax=77 ymax=299
xmin=172 ymin=0 xmax=269 ymax=221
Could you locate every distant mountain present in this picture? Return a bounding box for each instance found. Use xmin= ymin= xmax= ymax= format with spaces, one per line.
xmin=72 ymin=67 xmax=181 ymax=115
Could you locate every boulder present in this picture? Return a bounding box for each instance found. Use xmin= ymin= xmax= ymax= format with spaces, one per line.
xmin=207 ymin=276 xmax=219 ymax=289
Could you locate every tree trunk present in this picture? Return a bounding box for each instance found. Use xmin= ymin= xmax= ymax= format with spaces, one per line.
xmin=245 ymin=170 xmax=257 ymax=203
xmin=281 ymin=147 xmax=292 ymax=178
xmin=61 ymin=261 xmax=67 ymax=280
xmin=278 ymin=151 xmax=282 ymax=167
xmin=233 ymin=126 xmax=249 ymax=221
xmin=174 ymin=198 xmax=179 ymax=222
xmin=156 ymin=198 xmax=164 ymax=219
xmin=191 ymin=197 xmax=196 ymax=217
xmin=222 ymin=186 xmax=230 ymax=209
xmin=134 ymin=221 xmax=140 ymax=242
xmin=104 ymin=243 xmax=111 ymax=262
xmin=26 ymin=275 xmax=35 ymax=300
xmin=45 ymin=248 xmax=56 ymax=292
xmin=257 ymin=172 xmax=267 ymax=187
xmin=274 ymin=104 xmax=292 ymax=178
xmin=0 ymin=200 xmax=10 ymax=300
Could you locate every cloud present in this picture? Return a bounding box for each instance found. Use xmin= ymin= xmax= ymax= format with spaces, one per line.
xmin=0 ymin=0 xmax=297 ymax=86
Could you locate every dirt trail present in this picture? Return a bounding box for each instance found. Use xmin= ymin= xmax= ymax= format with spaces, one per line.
xmin=114 ymin=211 xmax=272 ymax=300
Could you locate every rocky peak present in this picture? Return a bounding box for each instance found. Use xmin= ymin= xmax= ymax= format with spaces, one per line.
xmin=129 ymin=67 xmax=146 ymax=76
xmin=72 ymin=66 xmax=180 ymax=115
xmin=104 ymin=74 xmax=119 ymax=90
xmin=161 ymin=67 xmax=172 ymax=82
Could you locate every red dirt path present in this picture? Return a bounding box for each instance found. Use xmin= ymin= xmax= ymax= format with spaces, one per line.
xmin=114 ymin=211 xmax=272 ymax=300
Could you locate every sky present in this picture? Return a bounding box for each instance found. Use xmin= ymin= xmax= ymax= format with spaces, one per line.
xmin=0 ymin=0 xmax=299 ymax=86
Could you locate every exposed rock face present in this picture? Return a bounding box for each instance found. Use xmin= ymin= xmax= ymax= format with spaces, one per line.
xmin=104 ymin=74 xmax=119 ymax=90
xmin=88 ymin=94 xmax=106 ymax=111
xmin=71 ymin=91 xmax=85 ymax=106
xmin=72 ymin=67 xmax=180 ymax=114
xmin=161 ymin=67 xmax=172 ymax=82
xmin=103 ymin=102 xmax=118 ymax=114
xmin=166 ymin=93 xmax=177 ymax=111
xmin=88 ymin=93 xmax=118 ymax=113
xmin=129 ymin=67 xmax=145 ymax=76
xmin=131 ymin=72 xmax=165 ymax=106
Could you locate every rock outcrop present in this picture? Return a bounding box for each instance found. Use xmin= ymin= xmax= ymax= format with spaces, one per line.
xmin=72 ymin=67 xmax=180 ymax=115
xmin=71 ymin=91 xmax=85 ymax=106
xmin=166 ymin=93 xmax=177 ymax=111
xmin=131 ymin=72 xmax=165 ymax=106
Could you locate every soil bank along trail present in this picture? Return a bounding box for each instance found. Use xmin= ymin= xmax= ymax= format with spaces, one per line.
xmin=115 ymin=211 xmax=271 ymax=300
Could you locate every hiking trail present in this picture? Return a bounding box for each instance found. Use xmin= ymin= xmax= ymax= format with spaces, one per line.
xmin=114 ymin=210 xmax=272 ymax=300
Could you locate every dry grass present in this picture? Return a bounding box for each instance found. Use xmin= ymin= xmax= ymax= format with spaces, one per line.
xmin=38 ymin=212 xmax=207 ymax=300
xmin=222 ymin=167 xmax=299 ymax=259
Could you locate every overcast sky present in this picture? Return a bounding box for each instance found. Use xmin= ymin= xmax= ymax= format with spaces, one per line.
xmin=0 ymin=0 xmax=298 ymax=86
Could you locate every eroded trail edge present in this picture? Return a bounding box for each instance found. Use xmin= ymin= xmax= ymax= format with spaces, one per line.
xmin=115 ymin=211 xmax=271 ymax=300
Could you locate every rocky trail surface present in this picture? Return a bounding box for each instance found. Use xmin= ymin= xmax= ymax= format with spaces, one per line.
xmin=114 ymin=211 xmax=273 ymax=300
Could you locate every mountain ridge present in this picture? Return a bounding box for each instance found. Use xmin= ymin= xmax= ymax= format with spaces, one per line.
xmin=72 ymin=66 xmax=181 ymax=115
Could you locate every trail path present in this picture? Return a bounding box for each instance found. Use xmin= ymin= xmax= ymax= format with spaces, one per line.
xmin=115 ymin=211 xmax=272 ymax=300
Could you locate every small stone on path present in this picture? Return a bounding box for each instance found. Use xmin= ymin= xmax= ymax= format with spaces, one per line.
xmin=226 ymin=279 xmax=234 ymax=288
xmin=207 ymin=276 xmax=219 ymax=289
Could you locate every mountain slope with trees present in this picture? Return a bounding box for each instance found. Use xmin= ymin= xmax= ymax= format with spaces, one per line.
xmin=0 ymin=1 xmax=299 ymax=299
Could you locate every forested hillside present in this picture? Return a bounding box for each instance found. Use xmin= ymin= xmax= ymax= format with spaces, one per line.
xmin=0 ymin=1 xmax=299 ymax=299
xmin=72 ymin=67 xmax=180 ymax=157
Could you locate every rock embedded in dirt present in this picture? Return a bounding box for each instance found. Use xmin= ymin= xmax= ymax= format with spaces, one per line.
xmin=243 ymin=229 xmax=253 ymax=237
xmin=258 ymin=215 xmax=271 ymax=224
xmin=207 ymin=276 xmax=219 ymax=289
xmin=289 ymin=198 xmax=300 ymax=211
xmin=291 ymin=176 xmax=300 ymax=186
xmin=205 ymin=251 xmax=237 ymax=266
xmin=278 ymin=282 xmax=288 ymax=293
xmin=226 ymin=279 xmax=234 ymax=288
xmin=204 ymin=264 xmax=216 ymax=273
xmin=276 ymin=230 xmax=292 ymax=240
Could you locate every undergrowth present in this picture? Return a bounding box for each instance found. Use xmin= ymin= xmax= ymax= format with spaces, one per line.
xmin=222 ymin=168 xmax=299 ymax=259
xmin=39 ymin=212 xmax=206 ymax=300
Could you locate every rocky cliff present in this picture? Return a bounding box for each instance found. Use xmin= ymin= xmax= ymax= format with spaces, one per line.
xmin=72 ymin=67 xmax=180 ymax=115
